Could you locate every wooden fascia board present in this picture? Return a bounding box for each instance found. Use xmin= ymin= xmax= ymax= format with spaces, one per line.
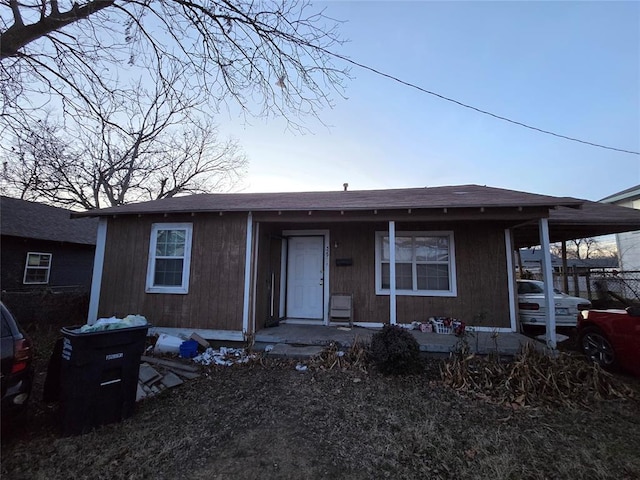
xmin=252 ymin=206 xmax=551 ymax=223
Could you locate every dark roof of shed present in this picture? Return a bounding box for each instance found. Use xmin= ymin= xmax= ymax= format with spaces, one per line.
xmin=1 ymin=196 xmax=98 ymax=245
xmin=72 ymin=184 xmax=582 ymax=217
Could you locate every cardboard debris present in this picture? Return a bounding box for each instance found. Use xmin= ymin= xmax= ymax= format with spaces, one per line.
xmin=169 ymin=369 xmax=200 ymax=380
xmin=139 ymin=364 xmax=162 ymax=384
xmin=189 ymin=332 xmax=211 ymax=349
xmin=137 ymin=335 xmax=255 ymax=401
xmin=141 ymin=355 xmax=200 ymax=372
xmin=160 ymin=371 xmax=184 ymax=388
xmin=136 ymin=357 xmax=200 ymax=401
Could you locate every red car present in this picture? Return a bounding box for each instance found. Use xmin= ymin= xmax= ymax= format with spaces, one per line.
xmin=577 ymin=307 xmax=640 ymax=377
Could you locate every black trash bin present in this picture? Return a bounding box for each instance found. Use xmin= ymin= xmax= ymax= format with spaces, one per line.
xmin=59 ymin=324 xmax=149 ymax=435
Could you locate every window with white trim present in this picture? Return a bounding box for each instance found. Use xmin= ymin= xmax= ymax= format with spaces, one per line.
xmin=146 ymin=223 xmax=193 ymax=294
xmin=23 ymin=252 xmax=52 ymax=284
xmin=375 ymin=231 xmax=457 ymax=297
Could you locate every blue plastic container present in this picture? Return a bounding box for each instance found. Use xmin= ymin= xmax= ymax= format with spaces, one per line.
xmin=179 ymin=339 xmax=199 ymax=358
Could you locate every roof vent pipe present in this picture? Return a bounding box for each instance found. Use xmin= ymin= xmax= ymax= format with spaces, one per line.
xmin=343 ymin=183 xmax=349 ymax=192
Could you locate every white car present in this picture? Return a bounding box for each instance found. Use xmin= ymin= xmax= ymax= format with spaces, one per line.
xmin=517 ymin=279 xmax=591 ymax=328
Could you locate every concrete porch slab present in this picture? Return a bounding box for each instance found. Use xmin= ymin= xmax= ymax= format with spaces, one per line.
xmin=255 ymin=324 xmax=544 ymax=357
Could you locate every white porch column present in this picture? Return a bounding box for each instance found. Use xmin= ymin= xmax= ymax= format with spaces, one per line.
xmin=389 ymin=220 xmax=397 ymax=325
xmin=539 ymin=218 xmax=557 ymax=348
xmin=504 ymin=229 xmax=517 ymax=332
xmin=242 ymin=212 xmax=253 ymax=336
xmin=87 ymin=218 xmax=107 ymax=325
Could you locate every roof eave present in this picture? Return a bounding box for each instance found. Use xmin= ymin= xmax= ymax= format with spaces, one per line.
xmin=72 ymin=202 xmax=581 ymax=218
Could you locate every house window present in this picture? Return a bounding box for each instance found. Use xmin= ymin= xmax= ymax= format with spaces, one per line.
xmin=375 ymin=231 xmax=457 ymax=297
xmin=146 ymin=223 xmax=193 ymax=294
xmin=23 ymin=252 xmax=52 ymax=284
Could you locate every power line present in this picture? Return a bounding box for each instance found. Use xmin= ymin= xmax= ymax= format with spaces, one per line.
xmin=326 ymin=50 xmax=639 ymax=156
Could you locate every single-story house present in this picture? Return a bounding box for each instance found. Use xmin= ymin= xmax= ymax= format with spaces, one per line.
xmin=1 ymin=196 xmax=98 ymax=292
xmin=74 ymin=185 xmax=640 ymax=347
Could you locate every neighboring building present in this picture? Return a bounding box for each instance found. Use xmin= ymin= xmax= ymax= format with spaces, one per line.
xmin=73 ymin=184 xmax=640 ymax=340
xmin=1 ymin=196 xmax=98 ymax=292
xmin=518 ymin=248 xmax=618 ymax=274
xmin=601 ymin=185 xmax=640 ymax=271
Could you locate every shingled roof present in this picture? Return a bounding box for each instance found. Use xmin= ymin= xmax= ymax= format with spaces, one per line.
xmin=1 ymin=196 xmax=98 ymax=245
xmin=72 ymin=184 xmax=582 ymax=217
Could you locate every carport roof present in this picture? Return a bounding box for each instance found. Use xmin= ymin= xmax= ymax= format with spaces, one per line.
xmin=513 ymin=199 xmax=640 ymax=248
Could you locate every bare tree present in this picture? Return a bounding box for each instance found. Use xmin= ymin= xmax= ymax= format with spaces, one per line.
xmin=1 ymin=85 xmax=248 ymax=210
xmin=551 ymin=238 xmax=616 ymax=261
xmin=1 ymin=0 xmax=348 ymax=133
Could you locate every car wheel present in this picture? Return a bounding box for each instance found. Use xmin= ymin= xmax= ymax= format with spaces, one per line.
xmin=579 ymin=326 xmax=617 ymax=370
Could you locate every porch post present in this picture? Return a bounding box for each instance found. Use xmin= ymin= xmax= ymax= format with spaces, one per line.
xmin=561 ymin=241 xmax=569 ymax=293
xmin=87 ymin=218 xmax=107 ymax=325
xmin=389 ymin=220 xmax=397 ymax=325
xmin=504 ymin=229 xmax=517 ymax=332
xmin=242 ymin=212 xmax=253 ymax=336
xmin=538 ymin=218 xmax=557 ymax=348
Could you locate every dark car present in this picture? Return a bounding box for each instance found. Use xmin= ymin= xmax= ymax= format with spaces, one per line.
xmin=1 ymin=302 xmax=34 ymax=419
xmin=577 ymin=306 xmax=640 ymax=377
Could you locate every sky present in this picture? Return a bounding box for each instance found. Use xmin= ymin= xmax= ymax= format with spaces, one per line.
xmin=218 ymin=0 xmax=639 ymax=202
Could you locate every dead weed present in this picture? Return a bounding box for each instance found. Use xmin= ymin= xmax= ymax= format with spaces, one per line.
xmin=441 ymin=342 xmax=635 ymax=408
xmin=309 ymin=341 xmax=369 ymax=372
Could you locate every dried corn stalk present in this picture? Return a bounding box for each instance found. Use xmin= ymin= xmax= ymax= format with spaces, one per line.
xmin=310 ymin=341 xmax=370 ymax=372
xmin=441 ymin=343 xmax=635 ymax=408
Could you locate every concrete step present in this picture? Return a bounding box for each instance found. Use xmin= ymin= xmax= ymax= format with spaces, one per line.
xmin=265 ymin=343 xmax=325 ymax=360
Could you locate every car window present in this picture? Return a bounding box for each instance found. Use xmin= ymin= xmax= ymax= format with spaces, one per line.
xmin=519 ymin=282 xmax=544 ymax=294
xmin=1 ymin=311 xmax=11 ymax=338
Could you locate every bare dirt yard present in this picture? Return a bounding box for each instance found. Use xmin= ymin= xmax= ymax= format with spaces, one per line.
xmin=2 ymin=320 xmax=639 ymax=480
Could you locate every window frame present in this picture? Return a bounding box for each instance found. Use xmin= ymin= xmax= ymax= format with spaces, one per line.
xmin=145 ymin=222 xmax=193 ymax=294
xmin=375 ymin=230 xmax=457 ymax=297
xmin=23 ymin=252 xmax=52 ymax=285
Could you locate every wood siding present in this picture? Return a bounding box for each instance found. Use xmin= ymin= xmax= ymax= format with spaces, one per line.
xmin=98 ymin=214 xmax=512 ymax=333
xmin=99 ymin=213 xmax=247 ymax=330
xmin=254 ymin=220 xmax=512 ymax=329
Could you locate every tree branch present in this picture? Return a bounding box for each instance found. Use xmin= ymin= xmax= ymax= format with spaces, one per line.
xmin=1 ymin=0 xmax=115 ymax=58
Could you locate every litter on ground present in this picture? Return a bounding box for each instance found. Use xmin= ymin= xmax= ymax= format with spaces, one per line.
xmin=193 ymin=346 xmax=256 ymax=367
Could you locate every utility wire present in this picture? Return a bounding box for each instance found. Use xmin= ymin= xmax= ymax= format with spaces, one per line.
xmin=325 ymin=50 xmax=639 ymax=156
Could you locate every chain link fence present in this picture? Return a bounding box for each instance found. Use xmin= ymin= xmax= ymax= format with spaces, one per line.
xmin=589 ymin=270 xmax=640 ymax=307
xmin=525 ymin=269 xmax=640 ymax=307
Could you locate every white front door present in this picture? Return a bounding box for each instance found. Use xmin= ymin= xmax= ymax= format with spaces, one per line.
xmin=286 ymin=236 xmax=325 ymax=319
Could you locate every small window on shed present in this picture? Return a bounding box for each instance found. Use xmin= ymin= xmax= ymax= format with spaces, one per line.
xmin=145 ymin=223 xmax=193 ymax=294
xmin=23 ymin=252 xmax=52 ymax=284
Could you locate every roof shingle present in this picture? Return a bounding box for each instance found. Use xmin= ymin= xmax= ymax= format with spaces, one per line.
xmin=72 ymin=184 xmax=583 ymax=217
xmin=1 ymin=196 xmax=98 ymax=245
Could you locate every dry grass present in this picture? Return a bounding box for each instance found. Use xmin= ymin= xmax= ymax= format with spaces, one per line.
xmin=441 ymin=342 xmax=636 ymax=409
xmin=2 ymin=322 xmax=639 ymax=480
